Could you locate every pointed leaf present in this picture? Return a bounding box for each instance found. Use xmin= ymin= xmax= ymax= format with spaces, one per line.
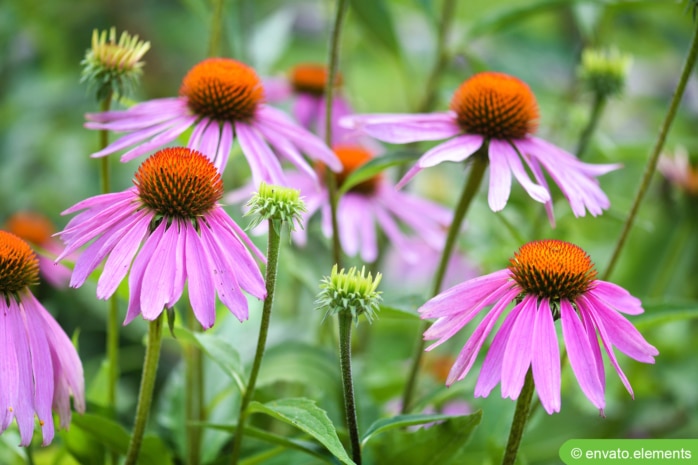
xmin=173 ymin=326 xmax=246 ymax=391
xmin=248 ymin=398 xmax=355 ymax=465
xmin=362 ymin=413 xmax=467 ymax=446
xmin=349 ymin=0 xmax=401 ymax=55
xmin=339 ymin=151 xmax=421 ymax=196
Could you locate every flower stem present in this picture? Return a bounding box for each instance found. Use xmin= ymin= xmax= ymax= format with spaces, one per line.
xmin=124 ymin=315 xmax=164 ymax=465
xmin=575 ymin=94 xmax=606 ymax=159
xmin=185 ymin=313 xmax=204 ymax=465
xmin=417 ymin=0 xmax=457 ymax=113
xmin=339 ymin=311 xmax=362 ymax=465
xmin=207 ymin=0 xmax=226 ymax=57
xmin=98 ymin=91 xmax=120 ymax=465
xmin=401 ymin=152 xmax=489 ymax=413
xmin=230 ymin=219 xmax=282 ymax=465
xmin=501 ymin=369 xmax=535 ymax=465
xmin=603 ymin=21 xmax=698 ymax=280
xmin=324 ymin=0 xmax=350 ymax=268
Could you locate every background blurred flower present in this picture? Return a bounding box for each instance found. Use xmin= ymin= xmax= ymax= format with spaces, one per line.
xmin=0 ymin=231 xmax=84 ymax=446
xmin=420 ymin=239 xmax=658 ymax=414
xmin=658 ymin=145 xmax=698 ymax=196
xmin=342 ymin=72 xmax=620 ymax=224
xmin=4 ymin=211 xmax=72 ymax=288
xmin=85 ymin=58 xmax=341 ymax=184
xmin=57 ymin=147 xmax=266 ymax=329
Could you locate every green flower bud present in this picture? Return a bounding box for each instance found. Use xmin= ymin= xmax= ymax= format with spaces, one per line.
xmin=316 ymin=264 xmax=382 ymax=324
xmin=81 ymin=27 xmax=150 ymax=101
xmin=579 ymin=48 xmax=631 ymax=99
xmin=245 ymin=182 xmax=306 ymax=233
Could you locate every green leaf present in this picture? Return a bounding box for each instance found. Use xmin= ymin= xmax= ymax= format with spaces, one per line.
xmin=248 ymin=398 xmax=355 ymax=465
xmin=364 ymin=411 xmax=482 ymax=465
xmin=349 ymin=0 xmax=401 ymax=55
xmin=379 ymin=294 xmax=425 ymax=320
xmin=173 ymin=326 xmax=246 ymax=392
xmin=256 ymin=342 xmax=340 ymax=393
xmin=248 ymin=7 xmax=295 ymax=73
xmin=633 ymin=301 xmax=698 ymax=330
xmin=339 ymin=151 xmax=421 ymax=196
xmin=362 ymin=413 xmax=470 ymax=446
xmin=69 ymin=414 xmax=173 ymax=465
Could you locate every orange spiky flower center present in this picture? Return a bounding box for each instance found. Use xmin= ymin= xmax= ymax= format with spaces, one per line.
xmin=450 ymin=72 xmax=539 ymax=140
xmin=180 ymin=58 xmax=264 ymax=122
xmin=317 ymin=145 xmax=380 ymax=194
xmin=0 ymin=231 xmax=39 ymax=295
xmin=135 ymin=147 xmax=223 ymax=219
xmin=509 ymin=239 xmax=596 ymax=301
xmin=290 ymin=63 xmax=342 ymax=96
xmin=5 ymin=211 xmax=55 ymax=246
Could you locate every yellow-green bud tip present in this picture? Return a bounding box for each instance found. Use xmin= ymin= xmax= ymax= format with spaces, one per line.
xmin=316 ymin=264 xmax=382 ymax=324
xmin=578 ymin=47 xmax=632 ymax=99
xmin=245 ymin=182 xmax=306 ymax=233
xmin=80 ymin=27 xmax=151 ymax=101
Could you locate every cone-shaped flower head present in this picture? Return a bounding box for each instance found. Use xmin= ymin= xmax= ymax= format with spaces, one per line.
xmin=5 ymin=211 xmax=72 ymax=288
xmin=579 ymin=48 xmax=632 ymax=99
xmin=341 ymin=71 xmax=621 ymax=224
xmin=85 ymin=58 xmax=341 ymax=183
xmin=57 ymin=147 xmax=266 ymax=329
xmin=245 ymin=182 xmax=306 ymax=233
xmin=0 ymin=231 xmax=85 ymax=446
xmin=419 ymin=239 xmax=658 ymax=415
xmin=317 ymin=265 xmax=382 ymax=324
xmin=289 ymin=63 xmax=342 ymax=96
xmin=81 ymin=27 xmax=150 ymax=101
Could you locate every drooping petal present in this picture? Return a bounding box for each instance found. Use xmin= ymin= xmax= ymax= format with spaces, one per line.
xmin=590 ymin=281 xmax=644 ymax=315
xmin=236 ymin=122 xmax=286 ymax=185
xmin=487 ymin=139 xmax=513 ymax=211
xmin=184 ymin=224 xmax=217 ymax=329
xmin=0 ymin=302 xmax=19 ymax=432
xmin=125 ymin=221 xmax=166 ymax=325
xmin=502 ymin=140 xmax=550 ymax=203
xmin=339 ymin=112 xmax=461 ymax=144
xmin=119 ymin=115 xmax=199 ymax=162
xmin=7 ymin=299 xmax=36 ymax=446
xmin=501 ymin=296 xmax=537 ymax=400
xmin=560 ymin=300 xmax=605 ymax=409
xmin=140 ymin=222 xmax=180 ymax=320
xmin=531 ymin=298 xmax=561 ymax=414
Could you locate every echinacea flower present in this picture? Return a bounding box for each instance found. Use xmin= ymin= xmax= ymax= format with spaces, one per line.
xmin=658 ymin=146 xmax=698 ymax=196
xmin=265 ymin=63 xmax=353 ymax=143
xmin=0 ymin=231 xmax=85 ymax=446
xmin=56 ymin=147 xmax=266 ymax=329
xmin=341 ymin=72 xmax=620 ymax=224
xmin=85 ymin=57 xmax=341 ymax=184
xmin=419 ymin=239 xmax=658 ymax=414
xmin=231 ymin=145 xmax=452 ymax=262
xmin=5 ymin=211 xmax=72 ymax=288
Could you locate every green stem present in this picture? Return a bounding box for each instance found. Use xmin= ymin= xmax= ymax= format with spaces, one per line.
xmin=501 ymin=369 xmax=535 ymax=465
xmin=207 ymin=0 xmax=226 ymax=57
xmin=186 ymin=314 xmax=203 ymax=465
xmin=124 ymin=315 xmax=164 ymax=465
xmin=339 ymin=311 xmax=362 ymax=465
xmin=417 ymin=0 xmax=457 ymax=113
xmin=400 ymin=152 xmax=489 ymax=413
xmin=575 ymin=94 xmax=606 ymax=159
xmin=324 ymin=0 xmax=350 ymax=268
xmin=99 ymin=91 xmax=120 ymax=465
xmin=603 ymin=22 xmax=698 ymax=280
xmin=230 ymin=220 xmax=282 ymax=465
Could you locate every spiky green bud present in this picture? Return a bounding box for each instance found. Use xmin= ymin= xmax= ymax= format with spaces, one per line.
xmin=579 ymin=47 xmax=632 ymax=99
xmin=316 ymin=265 xmax=382 ymax=324
xmin=81 ymin=27 xmax=150 ymax=101
xmin=245 ymin=182 xmax=306 ymax=234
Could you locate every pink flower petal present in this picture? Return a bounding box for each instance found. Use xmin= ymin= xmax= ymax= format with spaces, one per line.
xmin=501 ymin=296 xmax=537 ymax=400
xmin=487 ymin=140 xmax=513 ymax=211
xmin=125 ymin=221 xmax=166 ymax=325
xmin=184 ymin=224 xmax=216 ymax=329
xmin=339 ymin=112 xmax=461 ymax=144
xmin=531 ymin=298 xmax=561 ymax=414
xmin=236 ymin=122 xmax=286 ymax=185
xmin=140 ymin=222 xmax=180 ymax=320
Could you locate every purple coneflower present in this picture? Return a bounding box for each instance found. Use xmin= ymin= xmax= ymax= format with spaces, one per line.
xmin=419 ymin=239 xmax=658 ymax=414
xmin=57 ymin=147 xmax=266 ymax=329
xmin=84 ymin=58 xmax=340 ymax=185
xmin=658 ymin=146 xmax=698 ymax=197
xmin=342 ymin=72 xmax=620 ymax=223
xmin=0 ymin=231 xmax=85 ymax=446
xmin=238 ymin=144 xmax=452 ymax=263
xmin=5 ymin=211 xmax=72 ymax=288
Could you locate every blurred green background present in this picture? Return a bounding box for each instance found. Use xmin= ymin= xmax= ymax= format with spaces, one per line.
xmin=1 ymin=0 xmax=697 ymax=464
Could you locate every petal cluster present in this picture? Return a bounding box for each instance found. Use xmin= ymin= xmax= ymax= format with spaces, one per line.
xmin=420 ymin=246 xmax=658 ymax=414
xmin=57 ymin=184 xmax=266 ymax=329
